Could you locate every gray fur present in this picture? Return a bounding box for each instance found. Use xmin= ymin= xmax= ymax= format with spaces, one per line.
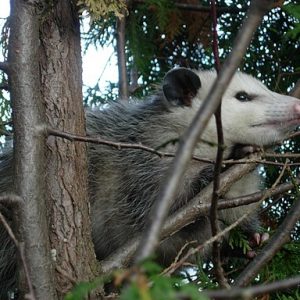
xmin=1 ymin=68 xmax=300 ymax=298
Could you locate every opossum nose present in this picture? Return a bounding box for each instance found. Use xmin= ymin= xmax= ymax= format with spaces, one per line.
xmin=293 ymin=103 xmax=300 ymax=115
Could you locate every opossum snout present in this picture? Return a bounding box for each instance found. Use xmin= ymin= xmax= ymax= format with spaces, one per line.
xmin=293 ymin=102 xmax=300 ymax=115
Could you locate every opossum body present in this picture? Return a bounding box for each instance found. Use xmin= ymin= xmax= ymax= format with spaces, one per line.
xmin=1 ymin=68 xmax=300 ymax=298
xmin=88 ymin=68 xmax=300 ymax=263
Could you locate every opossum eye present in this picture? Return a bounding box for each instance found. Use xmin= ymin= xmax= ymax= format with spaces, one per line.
xmin=235 ymin=91 xmax=252 ymax=102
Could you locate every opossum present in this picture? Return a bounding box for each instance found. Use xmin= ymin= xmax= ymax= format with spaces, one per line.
xmin=88 ymin=68 xmax=300 ymax=263
xmin=1 ymin=68 xmax=300 ymax=298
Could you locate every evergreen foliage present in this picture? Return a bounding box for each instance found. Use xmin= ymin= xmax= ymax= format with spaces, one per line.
xmin=80 ymin=1 xmax=300 ymax=298
xmin=1 ymin=0 xmax=300 ymax=299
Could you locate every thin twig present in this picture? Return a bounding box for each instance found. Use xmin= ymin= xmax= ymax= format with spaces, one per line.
xmin=263 ymin=151 xmax=300 ymax=159
xmin=100 ymin=156 xmax=255 ymax=273
xmin=234 ymin=172 xmax=300 ymax=286
xmin=116 ymin=10 xmax=128 ymax=100
xmin=134 ymin=0 xmax=246 ymax=13
xmin=162 ymin=212 xmax=251 ymax=275
xmin=205 ymin=275 xmax=300 ymax=299
xmin=210 ymin=0 xmax=228 ymax=288
xmin=163 ymin=161 xmax=287 ymax=275
xmin=47 ymin=127 xmax=215 ymax=163
xmin=48 ymin=127 xmax=300 ymax=166
xmin=0 ymin=197 xmax=36 ymax=300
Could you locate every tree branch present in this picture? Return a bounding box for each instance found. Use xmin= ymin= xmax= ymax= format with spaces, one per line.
xmin=101 ymin=156 xmax=262 ymax=273
xmin=134 ymin=0 xmax=246 ymax=14
xmin=210 ymin=0 xmax=228 ymax=288
xmin=0 ymin=198 xmax=36 ymax=300
xmin=100 ymin=156 xmax=299 ymax=275
xmin=134 ymin=0 xmax=273 ymax=265
xmin=205 ymin=275 xmax=300 ymax=299
xmin=47 ymin=127 xmax=215 ymax=164
xmin=116 ymin=12 xmax=129 ymax=100
xmin=234 ymin=175 xmax=300 ymax=287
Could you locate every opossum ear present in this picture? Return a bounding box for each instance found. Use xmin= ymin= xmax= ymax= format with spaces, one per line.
xmin=162 ymin=68 xmax=201 ymax=106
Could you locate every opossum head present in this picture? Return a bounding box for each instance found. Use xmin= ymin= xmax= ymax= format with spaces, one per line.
xmin=163 ymin=68 xmax=300 ymax=149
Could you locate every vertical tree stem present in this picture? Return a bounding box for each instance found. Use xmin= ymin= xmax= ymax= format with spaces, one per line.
xmin=8 ymin=0 xmax=57 ymax=298
xmin=210 ymin=0 xmax=228 ymax=288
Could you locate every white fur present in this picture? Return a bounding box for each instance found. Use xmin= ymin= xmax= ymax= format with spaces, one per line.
xmin=168 ymin=70 xmax=300 ymax=159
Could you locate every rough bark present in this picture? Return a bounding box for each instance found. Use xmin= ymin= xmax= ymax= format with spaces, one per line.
xmin=39 ymin=0 xmax=100 ymax=298
xmin=8 ymin=0 xmax=57 ymax=298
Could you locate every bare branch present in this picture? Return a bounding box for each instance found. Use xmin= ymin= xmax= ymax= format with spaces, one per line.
xmin=116 ymin=12 xmax=129 ymax=100
xmin=101 ymin=156 xmax=299 ymax=275
xmin=134 ymin=0 xmax=246 ymax=14
xmin=47 ymin=127 xmax=300 ymax=167
xmin=205 ymin=275 xmax=300 ymax=299
xmin=101 ymin=157 xmax=257 ymax=273
xmin=134 ymin=0 xmax=273 ymax=264
xmin=234 ymin=179 xmax=300 ymax=286
xmin=0 ymin=196 xmax=36 ymax=300
xmin=163 ymin=212 xmax=252 ymax=275
xmin=47 ymin=127 xmax=216 ymax=163
xmin=210 ymin=0 xmax=228 ymax=288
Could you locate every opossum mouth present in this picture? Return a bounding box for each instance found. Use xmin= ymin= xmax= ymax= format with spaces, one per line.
xmin=251 ymin=118 xmax=300 ymax=128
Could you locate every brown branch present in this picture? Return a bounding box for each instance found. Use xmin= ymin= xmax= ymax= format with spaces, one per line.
xmin=162 ymin=158 xmax=287 ymax=275
xmin=47 ymin=127 xmax=216 ymax=163
xmin=134 ymin=0 xmax=273 ymax=265
xmin=263 ymin=151 xmax=300 ymax=159
xmin=205 ymin=275 xmax=300 ymax=299
xmin=101 ymin=155 xmax=299 ymax=275
xmin=210 ymin=0 xmax=228 ymax=288
xmin=101 ymin=157 xmax=257 ymax=273
xmin=116 ymin=11 xmax=129 ymax=100
xmin=163 ymin=212 xmax=252 ymax=275
xmin=234 ymin=177 xmax=300 ymax=286
xmin=0 ymin=195 xmax=36 ymax=300
xmin=133 ymin=0 xmax=246 ymax=14
xmin=48 ymin=127 xmax=300 ymax=167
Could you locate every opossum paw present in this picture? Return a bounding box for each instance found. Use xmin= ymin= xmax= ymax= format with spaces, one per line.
xmin=246 ymin=232 xmax=269 ymax=258
xmin=231 ymin=144 xmax=262 ymax=159
xmin=250 ymin=232 xmax=269 ymax=247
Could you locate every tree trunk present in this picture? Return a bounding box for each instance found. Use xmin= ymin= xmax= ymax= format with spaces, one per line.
xmin=8 ymin=0 xmax=57 ymax=298
xmin=39 ymin=0 xmax=101 ymax=297
xmin=9 ymin=0 xmax=101 ymax=298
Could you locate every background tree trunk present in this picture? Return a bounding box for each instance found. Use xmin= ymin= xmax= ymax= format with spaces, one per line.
xmin=39 ymin=0 xmax=101 ymax=297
